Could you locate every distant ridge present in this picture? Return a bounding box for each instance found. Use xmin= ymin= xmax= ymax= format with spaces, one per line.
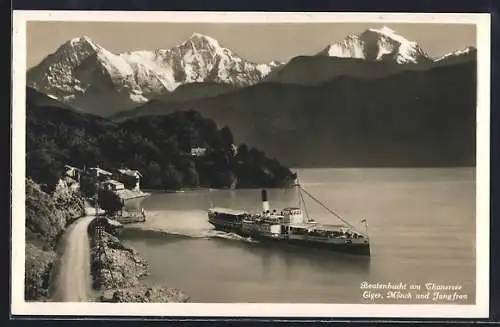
xmin=111 ymin=61 xmax=476 ymax=167
xmin=27 ymin=27 xmax=475 ymax=117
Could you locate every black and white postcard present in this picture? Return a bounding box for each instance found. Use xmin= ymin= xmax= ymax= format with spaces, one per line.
xmin=11 ymin=11 xmax=491 ymax=318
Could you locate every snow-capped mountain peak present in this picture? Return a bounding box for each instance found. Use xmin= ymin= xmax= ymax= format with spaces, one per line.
xmin=319 ymin=26 xmax=430 ymax=64
xmin=27 ymin=33 xmax=283 ymax=116
xmin=69 ymin=35 xmax=97 ymax=47
xmin=188 ymin=32 xmax=221 ymax=46
xmin=367 ymin=26 xmax=417 ymax=46
xmin=434 ymin=46 xmax=477 ymax=62
xmin=174 ymin=32 xmax=231 ymax=60
xmin=369 ymin=25 xmax=395 ymax=34
xmin=63 ymin=35 xmax=102 ymax=55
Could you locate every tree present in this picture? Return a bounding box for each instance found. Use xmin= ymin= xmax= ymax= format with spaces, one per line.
xmin=79 ymin=175 xmax=98 ymax=198
xmin=98 ymin=189 xmax=123 ymax=215
xmin=27 ymin=149 xmax=63 ymax=193
xmin=220 ymin=126 xmax=234 ymax=148
xmin=236 ymin=144 xmax=249 ymax=161
xmin=182 ymin=161 xmax=200 ymax=187
xmin=212 ymin=170 xmax=236 ymax=189
xmin=144 ymin=161 xmax=162 ymax=188
xmin=26 ymin=103 xmax=296 ymax=192
xmin=125 ymin=153 xmax=146 ymax=171
xmin=120 ymin=174 xmax=138 ymax=190
xmin=162 ymin=164 xmax=183 ymax=190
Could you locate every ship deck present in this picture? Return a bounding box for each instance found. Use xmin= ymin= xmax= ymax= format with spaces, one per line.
xmin=209 ymin=207 xmax=249 ymax=216
xmin=304 ymin=222 xmax=347 ymax=230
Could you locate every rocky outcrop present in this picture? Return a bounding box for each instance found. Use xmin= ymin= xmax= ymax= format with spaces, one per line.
xmin=24 ymin=178 xmax=86 ymax=301
xmin=24 ymin=243 xmax=57 ymax=300
xmin=53 ymin=178 xmax=86 ymax=225
xmin=89 ymin=227 xmax=149 ymax=290
xmin=101 ymin=286 xmax=189 ymax=303
xmin=24 ymin=177 xmax=187 ymax=302
xmin=88 ymin=220 xmax=189 ymax=302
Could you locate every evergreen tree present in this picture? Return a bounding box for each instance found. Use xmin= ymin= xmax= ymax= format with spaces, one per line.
xmin=98 ymin=189 xmax=123 ymax=215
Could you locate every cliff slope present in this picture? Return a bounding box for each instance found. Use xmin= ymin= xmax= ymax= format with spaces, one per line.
xmin=25 ymin=178 xmax=85 ymax=301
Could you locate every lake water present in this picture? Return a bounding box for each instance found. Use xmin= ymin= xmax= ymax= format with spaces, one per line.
xmin=120 ymin=168 xmax=476 ymax=304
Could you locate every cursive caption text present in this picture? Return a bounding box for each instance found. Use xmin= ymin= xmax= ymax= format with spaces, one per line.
xmin=360 ymin=282 xmax=469 ymax=302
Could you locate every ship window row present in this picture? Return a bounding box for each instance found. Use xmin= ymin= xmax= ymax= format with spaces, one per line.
xmin=214 ymin=213 xmax=245 ymax=221
xmin=287 ymin=227 xmax=362 ymax=239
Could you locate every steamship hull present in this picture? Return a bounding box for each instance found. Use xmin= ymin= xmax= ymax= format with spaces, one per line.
xmin=208 ymin=188 xmax=371 ymax=257
xmin=242 ymin=229 xmax=370 ymax=255
xmin=208 ymin=219 xmax=371 ymax=256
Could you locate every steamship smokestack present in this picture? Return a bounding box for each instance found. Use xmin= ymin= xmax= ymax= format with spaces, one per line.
xmin=261 ymin=189 xmax=269 ymax=213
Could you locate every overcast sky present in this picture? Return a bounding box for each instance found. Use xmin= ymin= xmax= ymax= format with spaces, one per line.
xmin=26 ymin=22 xmax=476 ymax=68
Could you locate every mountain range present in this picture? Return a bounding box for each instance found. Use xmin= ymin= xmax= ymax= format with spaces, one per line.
xmin=27 ymin=33 xmax=283 ymax=115
xmin=27 ymin=26 xmax=475 ymax=116
xmin=26 ymin=26 xmax=477 ymax=167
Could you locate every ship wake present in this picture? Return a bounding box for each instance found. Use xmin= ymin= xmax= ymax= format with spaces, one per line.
xmin=123 ymin=210 xmax=258 ymax=243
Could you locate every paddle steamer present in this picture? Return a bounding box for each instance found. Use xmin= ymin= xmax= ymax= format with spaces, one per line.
xmin=207 ymin=183 xmax=370 ymax=256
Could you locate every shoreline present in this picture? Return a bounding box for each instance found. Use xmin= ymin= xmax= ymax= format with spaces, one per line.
xmin=87 ymin=217 xmax=190 ymax=303
xmin=142 ymin=184 xmax=299 ymax=193
xmin=24 ymin=177 xmax=189 ymax=303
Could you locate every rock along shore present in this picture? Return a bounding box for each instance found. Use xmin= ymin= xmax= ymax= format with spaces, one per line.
xmin=24 ymin=177 xmax=189 ymax=303
xmin=88 ymin=218 xmax=190 ymax=303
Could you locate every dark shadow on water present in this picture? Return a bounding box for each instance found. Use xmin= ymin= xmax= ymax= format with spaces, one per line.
xmin=224 ymin=238 xmax=371 ymax=277
xmin=120 ymin=227 xmax=371 ymax=276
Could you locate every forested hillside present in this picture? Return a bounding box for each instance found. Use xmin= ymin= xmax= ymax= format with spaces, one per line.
xmin=27 ymin=89 xmax=296 ymax=192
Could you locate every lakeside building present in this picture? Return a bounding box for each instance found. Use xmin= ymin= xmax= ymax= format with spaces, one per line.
xmin=115 ymin=168 xmax=143 ymax=191
xmin=86 ymin=166 xmax=113 ymax=181
xmin=190 ymin=147 xmax=207 ymax=157
xmin=68 ymin=164 xmax=149 ymax=221
xmin=101 ymin=179 xmax=126 ymax=192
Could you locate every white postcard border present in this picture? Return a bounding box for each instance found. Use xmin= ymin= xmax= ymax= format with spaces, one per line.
xmin=11 ymin=10 xmax=491 ymax=318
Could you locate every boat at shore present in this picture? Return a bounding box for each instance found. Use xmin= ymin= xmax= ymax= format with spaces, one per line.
xmin=207 ymin=184 xmax=371 ymax=256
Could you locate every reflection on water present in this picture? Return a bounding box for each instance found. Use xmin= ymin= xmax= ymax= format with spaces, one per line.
xmin=122 ymin=227 xmax=371 ymax=279
xmin=121 ymin=168 xmax=476 ymax=303
xmin=239 ymin=239 xmax=371 ymax=279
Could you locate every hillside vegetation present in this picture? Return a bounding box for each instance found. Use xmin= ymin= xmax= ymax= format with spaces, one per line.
xmin=25 ymin=178 xmax=85 ymax=300
xmin=27 ymin=91 xmax=297 ymax=193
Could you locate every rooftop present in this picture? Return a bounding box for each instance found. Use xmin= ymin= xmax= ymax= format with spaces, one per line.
xmin=102 ymin=179 xmax=124 ymax=186
xmin=64 ymin=164 xmax=81 ymax=170
xmin=88 ymin=167 xmax=113 ymax=175
xmin=117 ymin=168 xmax=143 ymax=177
xmin=115 ymin=188 xmax=150 ymax=200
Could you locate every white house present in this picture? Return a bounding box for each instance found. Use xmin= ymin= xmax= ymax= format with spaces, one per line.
xmin=190 ymin=147 xmax=207 ymax=157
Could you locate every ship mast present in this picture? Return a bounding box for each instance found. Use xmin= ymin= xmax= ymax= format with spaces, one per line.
xmin=298 ymin=184 xmax=368 ymax=238
xmin=295 ymin=178 xmax=310 ymax=222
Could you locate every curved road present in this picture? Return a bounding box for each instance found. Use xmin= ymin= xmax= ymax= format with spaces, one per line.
xmin=50 ymin=215 xmax=95 ymax=302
